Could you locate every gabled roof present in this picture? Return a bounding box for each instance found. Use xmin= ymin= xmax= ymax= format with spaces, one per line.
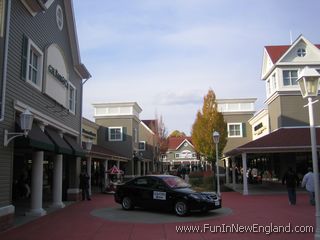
xmin=167 ymin=137 xmax=193 ymax=150
xmin=225 ymin=127 xmax=320 ymax=156
xmin=265 ymin=41 xmax=320 ymax=64
xmin=265 ymin=45 xmax=290 ymax=64
xmin=142 ymin=120 xmax=157 ymax=133
xmin=64 ymin=1 xmax=91 ymax=79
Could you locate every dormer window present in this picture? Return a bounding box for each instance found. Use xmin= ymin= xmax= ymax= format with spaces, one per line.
xmin=297 ymin=48 xmax=306 ymax=57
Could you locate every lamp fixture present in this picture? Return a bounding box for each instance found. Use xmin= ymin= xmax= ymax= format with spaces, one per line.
xmin=85 ymin=139 xmax=93 ymax=151
xmin=297 ymin=67 xmax=320 ymax=98
xmin=4 ymin=108 xmax=34 ymax=147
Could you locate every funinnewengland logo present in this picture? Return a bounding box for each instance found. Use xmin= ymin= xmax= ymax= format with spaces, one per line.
xmin=175 ymin=223 xmax=313 ymax=235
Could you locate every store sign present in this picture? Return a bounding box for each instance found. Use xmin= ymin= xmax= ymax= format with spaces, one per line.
xmin=48 ymin=65 xmax=68 ymax=88
xmin=44 ymin=44 xmax=69 ymax=108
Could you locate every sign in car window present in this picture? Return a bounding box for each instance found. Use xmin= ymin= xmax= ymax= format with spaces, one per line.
xmin=153 ymin=191 xmax=166 ymax=200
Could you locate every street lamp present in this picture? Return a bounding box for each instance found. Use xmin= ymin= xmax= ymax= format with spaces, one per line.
xmin=4 ymin=108 xmax=33 ymax=146
xmin=297 ymin=66 xmax=320 ymax=240
xmin=213 ymin=131 xmax=220 ymax=196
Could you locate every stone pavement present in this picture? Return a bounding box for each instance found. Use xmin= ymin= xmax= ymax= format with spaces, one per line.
xmin=0 ymin=191 xmax=315 ymax=240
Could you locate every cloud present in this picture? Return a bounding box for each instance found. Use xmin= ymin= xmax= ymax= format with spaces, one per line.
xmin=154 ymin=90 xmax=204 ymax=105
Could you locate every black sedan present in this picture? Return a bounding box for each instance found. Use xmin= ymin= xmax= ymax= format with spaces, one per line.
xmin=114 ymin=175 xmax=221 ymax=216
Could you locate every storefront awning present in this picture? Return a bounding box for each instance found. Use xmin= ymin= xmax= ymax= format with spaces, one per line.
xmin=15 ymin=123 xmax=55 ymax=152
xmin=82 ymin=143 xmax=129 ymax=161
xmin=64 ymin=135 xmax=85 ymax=157
xmin=45 ymin=129 xmax=73 ymax=155
xmin=225 ymin=127 xmax=320 ymax=157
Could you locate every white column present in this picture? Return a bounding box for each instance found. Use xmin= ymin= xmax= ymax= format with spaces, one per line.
xmin=226 ymin=158 xmax=230 ymax=184
xmin=87 ymin=157 xmax=92 ymax=196
xmin=143 ymin=161 xmax=146 ymax=176
xmin=232 ymin=157 xmax=236 ymax=188
xmin=51 ymin=154 xmax=65 ymax=209
xmin=26 ymin=151 xmax=46 ymax=216
xmin=104 ymin=159 xmax=108 ymax=189
xmin=137 ymin=161 xmax=141 ymax=176
xmin=117 ymin=161 xmax=120 ymax=168
xmin=242 ymin=153 xmax=248 ymax=195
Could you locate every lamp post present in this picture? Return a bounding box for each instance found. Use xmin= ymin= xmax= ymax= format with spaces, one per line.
xmin=213 ymin=131 xmax=220 ymax=196
xmin=4 ymin=108 xmax=33 ymax=146
xmin=297 ymin=66 xmax=320 ymax=240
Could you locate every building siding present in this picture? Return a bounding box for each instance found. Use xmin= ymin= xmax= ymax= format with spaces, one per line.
xmin=0 ymin=0 xmax=84 ymax=209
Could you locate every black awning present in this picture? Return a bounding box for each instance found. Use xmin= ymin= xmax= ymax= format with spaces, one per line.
xmin=15 ymin=123 xmax=55 ymax=152
xmin=45 ymin=129 xmax=73 ymax=155
xmin=64 ymin=135 xmax=85 ymax=157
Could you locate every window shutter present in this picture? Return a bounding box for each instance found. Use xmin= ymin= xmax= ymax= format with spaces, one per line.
xmin=122 ymin=127 xmax=127 ymax=141
xmin=105 ymin=127 xmax=109 ymax=141
xmin=242 ymin=123 xmax=247 ymax=137
xmin=21 ymin=35 xmax=28 ymax=80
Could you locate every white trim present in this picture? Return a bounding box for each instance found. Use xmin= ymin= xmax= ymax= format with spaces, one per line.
xmin=0 ymin=0 xmax=10 ymax=121
xmin=140 ymin=121 xmax=155 ymax=135
xmin=0 ymin=205 xmax=14 ymax=217
xmin=42 ymin=0 xmax=54 ymax=9
xmin=56 ymin=4 xmax=64 ymax=31
xmin=139 ymin=141 xmax=146 ymax=151
xmin=68 ymin=82 xmax=76 ymax=115
xmin=20 ymin=0 xmax=37 ymax=16
xmin=26 ymin=38 xmax=43 ymax=92
xmin=175 ymin=139 xmax=194 ymax=150
xmin=108 ymin=126 xmax=123 ymax=141
xmin=14 ymin=100 xmax=79 ymax=136
xmin=227 ymin=123 xmax=243 ymax=138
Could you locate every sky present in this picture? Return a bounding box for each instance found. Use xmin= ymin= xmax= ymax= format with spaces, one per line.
xmin=73 ymin=0 xmax=320 ymax=135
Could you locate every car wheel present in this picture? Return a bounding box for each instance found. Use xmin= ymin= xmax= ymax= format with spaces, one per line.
xmin=174 ymin=200 xmax=188 ymax=216
xmin=122 ymin=196 xmax=134 ymax=210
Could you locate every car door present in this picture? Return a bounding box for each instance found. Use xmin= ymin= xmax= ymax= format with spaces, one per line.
xmin=149 ymin=178 xmax=173 ymax=210
xmin=131 ymin=177 xmax=151 ymax=207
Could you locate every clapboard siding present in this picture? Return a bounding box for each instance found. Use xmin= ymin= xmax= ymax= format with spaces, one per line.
xmin=6 ymin=0 xmax=82 ymax=133
xmin=0 ymin=0 xmax=84 ymax=207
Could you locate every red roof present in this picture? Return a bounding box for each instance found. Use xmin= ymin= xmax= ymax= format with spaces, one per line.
xmin=142 ymin=119 xmax=157 ymax=131
xmin=225 ymin=127 xmax=320 ymax=156
xmin=167 ymin=137 xmax=193 ymax=150
xmin=266 ymin=44 xmax=320 ymax=64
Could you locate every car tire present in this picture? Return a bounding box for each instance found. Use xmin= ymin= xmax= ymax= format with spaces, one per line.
xmin=122 ymin=196 xmax=134 ymax=210
xmin=174 ymin=200 xmax=188 ymax=216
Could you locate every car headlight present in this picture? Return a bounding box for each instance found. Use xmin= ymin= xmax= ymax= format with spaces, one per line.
xmin=189 ymin=193 xmax=201 ymax=200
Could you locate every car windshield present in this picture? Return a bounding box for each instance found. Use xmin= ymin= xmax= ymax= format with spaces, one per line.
xmin=162 ymin=176 xmax=190 ymax=189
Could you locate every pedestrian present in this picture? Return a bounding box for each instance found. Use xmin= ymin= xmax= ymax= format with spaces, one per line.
xmin=79 ymin=171 xmax=91 ymax=201
xmin=282 ymin=167 xmax=299 ymax=205
xmin=301 ymin=167 xmax=315 ymax=206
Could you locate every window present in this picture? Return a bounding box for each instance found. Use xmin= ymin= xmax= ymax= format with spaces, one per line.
xmin=228 ymin=123 xmax=242 ymax=137
xmin=175 ymin=153 xmax=180 ymax=158
xmin=26 ymin=39 xmax=43 ymax=91
xmin=272 ymin=73 xmax=277 ymax=90
xmin=297 ymin=48 xmax=306 ymax=57
xmin=68 ymin=83 xmax=76 ymax=114
xmin=133 ymin=128 xmax=138 ymax=143
xmin=266 ymin=79 xmax=271 ymax=96
xmin=56 ymin=4 xmax=63 ymax=30
xmin=108 ymin=127 xmax=123 ymax=141
xmin=139 ymin=141 xmax=146 ymax=151
xmin=283 ymin=70 xmax=298 ymax=86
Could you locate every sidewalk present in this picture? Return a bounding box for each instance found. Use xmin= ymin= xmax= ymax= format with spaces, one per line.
xmin=0 ymin=191 xmax=315 ymax=240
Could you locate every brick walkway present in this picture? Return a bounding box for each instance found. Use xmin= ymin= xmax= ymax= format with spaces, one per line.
xmin=0 ymin=191 xmax=315 ymax=240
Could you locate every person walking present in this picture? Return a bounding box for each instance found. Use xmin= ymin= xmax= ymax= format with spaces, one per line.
xmin=79 ymin=171 xmax=91 ymax=201
xmin=282 ymin=167 xmax=299 ymax=205
xmin=301 ymin=167 xmax=315 ymax=206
